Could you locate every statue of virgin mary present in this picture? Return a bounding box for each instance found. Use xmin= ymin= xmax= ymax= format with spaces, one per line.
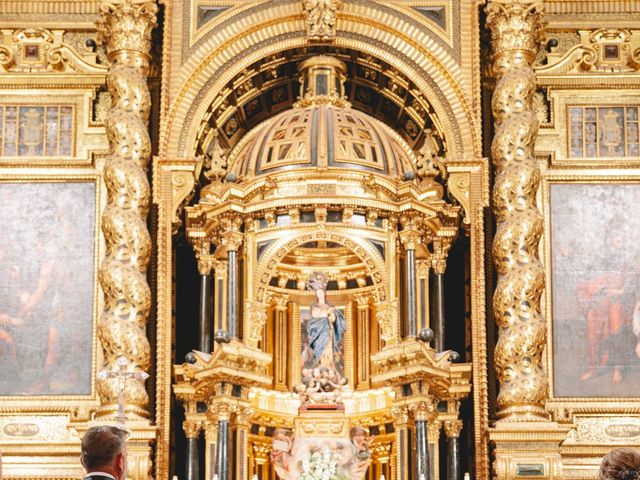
xmin=303 ymin=272 xmax=347 ymax=376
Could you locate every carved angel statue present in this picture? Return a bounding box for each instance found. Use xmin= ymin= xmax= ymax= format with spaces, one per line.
xmin=270 ymin=428 xmax=295 ymax=479
xmin=348 ymin=426 xmax=373 ymax=480
xmin=303 ymin=0 xmax=341 ymax=39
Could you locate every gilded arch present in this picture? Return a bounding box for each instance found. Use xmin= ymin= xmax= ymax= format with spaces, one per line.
xmin=160 ymin=1 xmax=481 ymax=161
xmin=254 ymin=227 xmax=388 ymax=305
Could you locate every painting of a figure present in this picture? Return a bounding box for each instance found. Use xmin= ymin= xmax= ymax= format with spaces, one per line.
xmin=0 ymin=182 xmax=96 ymax=396
xmin=551 ymin=183 xmax=640 ymax=397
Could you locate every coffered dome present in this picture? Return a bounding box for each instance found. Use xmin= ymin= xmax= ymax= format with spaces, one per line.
xmin=227 ymin=56 xmax=419 ymax=181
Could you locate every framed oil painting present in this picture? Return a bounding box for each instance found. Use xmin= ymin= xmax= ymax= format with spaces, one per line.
xmin=0 ymin=180 xmax=97 ymax=396
xmin=550 ymin=182 xmax=640 ymax=398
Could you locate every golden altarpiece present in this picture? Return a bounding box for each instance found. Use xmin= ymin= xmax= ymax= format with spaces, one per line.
xmin=1 ymin=1 xmax=640 ymax=480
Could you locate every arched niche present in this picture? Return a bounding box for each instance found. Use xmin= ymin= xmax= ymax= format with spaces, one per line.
xmin=160 ymin=0 xmax=481 ymax=162
xmin=250 ymin=227 xmax=396 ymax=343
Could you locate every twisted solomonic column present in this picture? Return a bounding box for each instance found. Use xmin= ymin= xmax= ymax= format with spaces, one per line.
xmin=486 ymin=1 xmax=547 ymax=421
xmin=96 ymin=0 xmax=157 ymax=420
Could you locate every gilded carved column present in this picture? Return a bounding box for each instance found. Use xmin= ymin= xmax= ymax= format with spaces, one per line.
xmin=234 ymin=406 xmax=252 ymax=480
xmin=220 ymin=217 xmax=244 ymax=339
xmin=272 ymin=294 xmax=290 ymax=391
xmin=392 ymin=406 xmax=412 ymax=480
xmin=212 ymin=258 xmax=228 ymax=336
xmin=430 ymin=236 xmax=452 ymax=353
xmin=399 ymin=215 xmax=423 ymax=338
xmin=355 ymin=295 xmax=371 ymax=389
xmin=486 ymin=0 xmax=547 ymax=420
xmin=444 ymin=420 xmax=463 ymax=480
xmin=195 ymin=239 xmax=214 ymax=353
xmin=427 ymin=420 xmax=442 ymax=480
xmin=205 ymin=421 xmax=219 ymax=479
xmin=184 ymin=420 xmax=202 ymax=480
xmin=416 ymin=260 xmax=431 ymax=332
xmin=96 ymin=0 xmax=157 ymax=419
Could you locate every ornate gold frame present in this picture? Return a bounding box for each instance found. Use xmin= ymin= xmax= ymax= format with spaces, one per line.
xmin=0 ymin=90 xmax=108 ymax=166
xmin=0 ymin=173 xmax=102 ymax=479
xmin=537 ymin=90 xmax=640 ymax=168
xmin=542 ymin=173 xmax=640 ymax=412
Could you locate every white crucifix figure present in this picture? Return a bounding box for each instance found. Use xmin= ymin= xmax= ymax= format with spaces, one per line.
xmin=98 ymin=355 xmax=149 ymax=425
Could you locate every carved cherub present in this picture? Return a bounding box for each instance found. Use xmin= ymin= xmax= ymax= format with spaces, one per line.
xmin=271 ymin=428 xmax=295 ymax=480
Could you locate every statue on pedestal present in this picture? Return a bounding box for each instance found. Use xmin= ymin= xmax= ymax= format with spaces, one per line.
xmin=296 ymin=272 xmax=348 ymax=406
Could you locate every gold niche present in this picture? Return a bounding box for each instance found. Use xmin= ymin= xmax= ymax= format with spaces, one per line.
xmin=175 ymin=55 xmax=471 ymax=480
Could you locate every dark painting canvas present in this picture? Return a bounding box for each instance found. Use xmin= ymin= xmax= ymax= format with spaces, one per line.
xmin=551 ymin=183 xmax=640 ymax=397
xmin=0 ymin=181 xmax=96 ymax=395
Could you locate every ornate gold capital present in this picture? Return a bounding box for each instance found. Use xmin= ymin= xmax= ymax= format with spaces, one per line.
xmin=220 ymin=231 xmax=243 ymax=254
xmin=269 ymin=293 xmax=290 ymax=310
xmin=234 ymin=405 xmax=253 ymax=427
xmin=413 ymin=399 xmax=434 ymax=422
xmin=391 ymin=406 xmax=410 ymax=427
xmin=355 ymin=295 xmax=371 ymax=309
xmin=193 ymin=238 xmax=214 ymax=275
xmin=431 ymin=236 xmax=453 ymax=275
xmin=427 ymin=419 xmax=442 ymax=440
xmin=214 ymin=402 xmax=235 ymax=422
xmin=183 ymin=420 xmax=202 ymax=439
xmin=98 ymin=0 xmax=157 ymax=70
xmin=219 ymin=215 xmax=244 ymax=251
xmin=399 ymin=229 xmax=422 ymax=251
xmin=485 ymin=1 xmax=545 ymax=73
xmin=253 ymin=442 xmax=271 ymax=462
xmin=399 ymin=213 xmax=425 ymax=250
xmin=444 ymin=419 xmax=463 ymax=438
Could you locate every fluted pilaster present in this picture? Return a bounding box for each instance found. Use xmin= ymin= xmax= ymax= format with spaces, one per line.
xmin=96 ymin=0 xmax=157 ymax=419
xmin=486 ymin=0 xmax=547 ymax=420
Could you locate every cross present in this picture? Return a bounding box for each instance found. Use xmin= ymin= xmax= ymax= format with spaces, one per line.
xmin=98 ymin=355 xmax=149 ymax=425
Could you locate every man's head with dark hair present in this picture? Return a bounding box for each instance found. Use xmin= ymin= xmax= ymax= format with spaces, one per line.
xmin=81 ymin=426 xmax=129 ymax=480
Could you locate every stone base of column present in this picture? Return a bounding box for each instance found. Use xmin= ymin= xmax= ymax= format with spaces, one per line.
xmin=490 ymin=420 xmax=567 ymax=480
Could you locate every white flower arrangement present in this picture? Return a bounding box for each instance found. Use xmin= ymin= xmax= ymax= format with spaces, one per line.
xmin=299 ymin=446 xmax=346 ymax=480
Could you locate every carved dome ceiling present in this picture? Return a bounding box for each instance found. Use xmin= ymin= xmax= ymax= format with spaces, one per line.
xmin=269 ymin=241 xmax=373 ymax=293
xmin=194 ymin=47 xmax=445 ymax=165
xmin=225 ymin=56 xmax=421 ymax=181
